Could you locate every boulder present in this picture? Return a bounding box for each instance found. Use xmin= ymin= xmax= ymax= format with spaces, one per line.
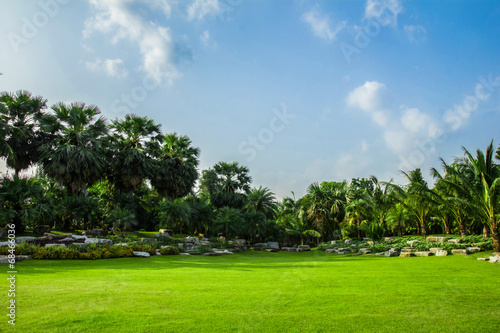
xmin=203 ymin=252 xmax=221 ymax=256
xmin=297 ymin=245 xmax=311 ymax=251
xmin=492 ymin=252 xmax=500 ymax=257
xmin=0 ymin=255 xmax=32 ymax=263
xmin=0 ymin=241 xmax=12 ymax=247
xmin=429 ymin=247 xmax=442 ymax=254
xmin=400 ymin=252 xmax=413 ymax=257
xmin=374 ymin=252 xmax=385 ymax=256
xmin=436 ymin=237 xmax=448 ymax=242
xmin=72 ymin=235 xmax=87 ymax=241
xmin=330 ymin=241 xmax=337 ymax=245
xmin=451 ymin=249 xmax=468 ymax=255
xmin=448 ymin=239 xmax=461 ymax=244
xmin=15 ymin=236 xmax=37 ymax=244
xmin=358 ymin=248 xmax=371 ymax=255
xmin=366 ymin=241 xmax=374 ymax=246
xmin=426 ymin=236 xmax=438 ymax=242
xmin=344 ymin=239 xmax=352 ymax=244
xmin=160 ymin=245 xmax=173 ymax=249
xmin=45 ymin=243 xmax=66 ymax=247
xmin=384 ymin=250 xmax=399 ymax=257
xmin=33 ymin=225 xmax=51 ymax=234
xmin=266 ymin=248 xmax=279 ymax=252
xmin=337 ymin=251 xmax=350 ymax=255
xmin=133 ymin=251 xmax=150 ymax=257
xmin=44 ymin=233 xmax=72 ymax=240
xmin=254 ymin=242 xmax=267 ymax=247
xmin=384 ymin=237 xmax=393 ymax=242
xmin=156 ymin=251 xmax=161 ymax=256
xmin=59 ymin=237 xmax=75 ymax=242
xmin=325 ymin=249 xmax=337 ymax=254
xmin=337 ymin=248 xmax=351 ymax=253
xmin=477 ymin=257 xmax=489 ymax=261
xmin=281 ymin=247 xmax=296 ymax=252
xmin=466 ymin=247 xmax=481 ymax=254
xmin=415 ymin=251 xmax=432 ymax=257
xmin=155 ymin=233 xmax=170 ymax=239
xmin=406 ymin=240 xmax=417 ymax=247
xmin=234 ymin=239 xmax=246 ymax=246
xmin=401 ymin=247 xmax=416 ymax=253
xmin=85 ymin=238 xmax=113 ymax=245
xmin=489 ymin=256 xmax=500 ymax=263
xmin=267 ymin=242 xmax=279 ymax=249
xmin=436 ymin=250 xmax=448 ymax=256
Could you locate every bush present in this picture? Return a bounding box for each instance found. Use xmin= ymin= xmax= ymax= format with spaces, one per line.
xmin=158 ymin=247 xmax=179 ymax=255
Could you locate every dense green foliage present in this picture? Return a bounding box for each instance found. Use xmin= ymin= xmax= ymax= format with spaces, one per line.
xmin=1 ymin=90 xmax=500 ymax=251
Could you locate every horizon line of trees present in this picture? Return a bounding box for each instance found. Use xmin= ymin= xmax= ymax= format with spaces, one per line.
xmin=1 ymin=90 xmax=499 ymax=251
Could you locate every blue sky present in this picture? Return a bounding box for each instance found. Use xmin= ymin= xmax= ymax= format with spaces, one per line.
xmin=1 ymin=0 xmax=500 ymax=199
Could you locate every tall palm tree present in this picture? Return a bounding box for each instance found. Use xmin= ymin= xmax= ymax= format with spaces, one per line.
xmin=0 ymin=90 xmax=47 ymax=176
xmin=200 ymin=161 xmax=252 ymax=209
xmin=149 ymin=133 xmax=200 ymax=199
xmin=245 ymin=186 xmax=277 ymax=219
xmin=108 ymin=114 xmax=161 ymax=196
xmin=306 ymin=181 xmax=351 ymax=240
xmin=438 ymin=141 xmax=500 ymax=251
xmin=38 ymin=102 xmax=108 ymax=195
xmin=399 ymin=168 xmax=434 ymax=237
xmin=385 ymin=203 xmax=411 ymax=237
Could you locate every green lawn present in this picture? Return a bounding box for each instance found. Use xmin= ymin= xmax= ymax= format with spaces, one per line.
xmin=2 ymin=251 xmax=499 ymax=332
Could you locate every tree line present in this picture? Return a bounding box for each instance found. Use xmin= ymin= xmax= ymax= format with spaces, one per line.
xmin=1 ymin=90 xmax=499 ymax=251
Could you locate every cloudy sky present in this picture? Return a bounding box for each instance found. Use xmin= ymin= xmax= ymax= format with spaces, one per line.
xmin=1 ymin=0 xmax=500 ymax=198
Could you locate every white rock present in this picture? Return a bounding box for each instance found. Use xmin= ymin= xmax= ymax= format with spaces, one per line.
xmin=223 ymin=250 xmax=234 ymax=254
xmin=448 ymin=239 xmax=461 ymax=244
xmin=72 ymin=235 xmax=87 ymax=240
xmin=85 ymin=238 xmax=113 ymax=245
xmin=0 ymin=241 xmax=13 ymax=247
xmin=179 ymin=253 xmax=190 ymax=255
xmin=156 ymin=251 xmax=161 ymax=255
xmin=45 ymin=244 xmax=66 ymax=247
xmin=133 ymin=251 xmax=150 ymax=257
xmin=15 ymin=236 xmax=37 ymax=244
xmin=436 ymin=250 xmax=448 ymax=256
xmin=489 ymin=256 xmax=500 ymax=263
xmin=267 ymin=242 xmax=279 ymax=249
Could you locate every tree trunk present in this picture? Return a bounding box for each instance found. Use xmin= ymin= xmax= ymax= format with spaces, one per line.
xmin=443 ymin=218 xmax=451 ymax=234
xmin=397 ymin=222 xmax=402 ymax=238
xmin=491 ymin=223 xmax=500 ymax=252
xmin=457 ymin=218 xmax=467 ymax=237
xmin=416 ymin=221 xmax=421 ymax=235
xmin=482 ymin=225 xmax=490 ymax=238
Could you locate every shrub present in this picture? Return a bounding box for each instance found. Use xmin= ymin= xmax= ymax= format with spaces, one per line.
xmin=158 ymin=247 xmax=179 ymax=255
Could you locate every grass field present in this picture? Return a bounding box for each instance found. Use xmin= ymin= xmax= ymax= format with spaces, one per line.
xmin=2 ymin=251 xmax=499 ymax=332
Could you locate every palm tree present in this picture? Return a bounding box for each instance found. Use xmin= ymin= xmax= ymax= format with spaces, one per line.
xmin=0 ymin=90 xmax=47 ymax=176
xmin=385 ymin=203 xmax=411 ymax=237
xmin=438 ymin=141 xmax=500 ymax=251
xmin=245 ymin=186 xmax=277 ymax=219
xmin=108 ymin=114 xmax=161 ymax=197
xmin=149 ymin=133 xmax=199 ymax=199
xmin=158 ymin=198 xmax=191 ymax=236
xmin=213 ymin=206 xmax=245 ymax=239
xmin=306 ymin=181 xmax=351 ymax=240
xmin=38 ymin=102 xmax=108 ymax=195
xmin=399 ymin=168 xmax=434 ymax=237
xmin=200 ymin=162 xmax=252 ymax=209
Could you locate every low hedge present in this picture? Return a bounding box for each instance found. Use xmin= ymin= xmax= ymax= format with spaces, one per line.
xmin=0 ymin=243 xmax=166 ymax=260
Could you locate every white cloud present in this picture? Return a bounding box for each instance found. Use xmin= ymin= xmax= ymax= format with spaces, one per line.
xmin=346 ymin=81 xmax=389 ymax=126
xmin=86 ymin=58 xmax=128 ymax=79
xmin=302 ymin=9 xmax=346 ymax=42
xmin=404 ymin=25 xmax=427 ymax=42
xmin=187 ymin=0 xmax=221 ymax=21
xmin=84 ymin=0 xmax=180 ymax=84
xmin=200 ymin=30 xmax=210 ymax=45
xmin=364 ymin=0 xmax=402 ymax=27
xmin=401 ymin=107 xmax=430 ymax=133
